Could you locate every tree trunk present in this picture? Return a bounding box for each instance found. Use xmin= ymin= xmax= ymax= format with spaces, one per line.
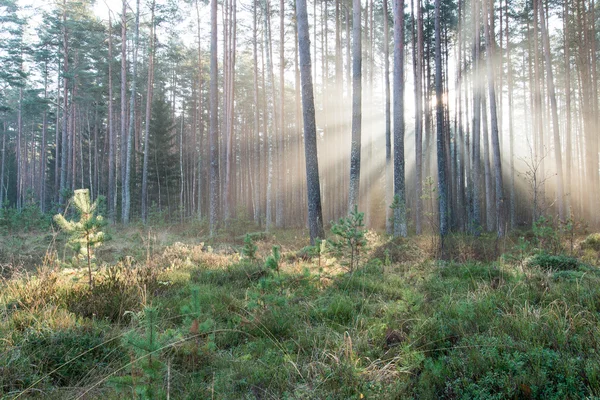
xmin=393 ymin=0 xmax=407 ymax=237
xmin=348 ymin=0 xmax=361 ymax=211
xmin=209 ymin=0 xmax=220 ymax=235
xmin=141 ymin=0 xmax=155 ymax=223
xmin=506 ymin=0 xmax=515 ymax=229
xmin=538 ymin=0 xmax=565 ymax=221
xmin=415 ymin=0 xmax=424 ymax=234
xmin=564 ymin=0 xmax=572 ymax=216
xmin=263 ymin=0 xmax=277 ymax=231
xmin=107 ymin=13 xmax=116 ymax=221
xmin=435 ymin=0 xmax=448 ymax=239
xmin=471 ymin=0 xmax=481 ymax=235
xmin=122 ymin=0 xmax=140 ymax=224
xmin=483 ymin=0 xmax=504 ymax=237
xmin=296 ymin=0 xmax=325 ymax=244
xmin=59 ymin=0 xmax=69 ymax=209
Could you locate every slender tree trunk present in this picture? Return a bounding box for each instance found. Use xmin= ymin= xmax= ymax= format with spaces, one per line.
xmin=122 ymin=0 xmax=140 ymax=224
xmin=564 ymin=0 xmax=572 ymax=216
xmin=296 ymin=0 xmax=325 ymax=244
xmin=59 ymin=0 xmax=69 ymax=209
xmin=506 ymin=0 xmax=515 ymax=229
xmin=435 ymin=0 xmax=448 ymax=240
xmin=120 ymin=0 xmax=128 ymax=221
xmin=141 ymin=0 xmax=155 ymax=223
xmin=483 ymin=0 xmax=504 ymax=237
xmin=471 ymin=0 xmax=481 ymax=234
xmin=482 ymin=95 xmax=494 ymax=231
xmin=392 ymin=0 xmax=407 ymax=237
xmin=348 ymin=0 xmax=362 ymax=211
xmin=276 ymin=0 xmax=285 ymax=228
xmin=209 ymin=0 xmax=220 ymax=235
xmin=253 ymin=0 xmax=261 ymax=225
xmin=384 ymin=0 xmax=392 ymax=234
xmin=107 ymin=14 xmax=116 ymax=221
xmin=415 ymin=0 xmax=424 ymax=234
xmin=538 ymin=0 xmax=565 ymax=221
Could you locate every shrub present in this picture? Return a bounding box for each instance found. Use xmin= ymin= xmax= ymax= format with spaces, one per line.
xmin=20 ymin=326 xmax=125 ymax=387
xmin=580 ymin=233 xmax=600 ymax=252
xmin=241 ymin=233 xmax=258 ymax=261
xmin=527 ymin=252 xmax=581 ymax=271
xmin=54 ymin=189 xmax=107 ymax=288
xmin=329 ymin=206 xmax=367 ymax=272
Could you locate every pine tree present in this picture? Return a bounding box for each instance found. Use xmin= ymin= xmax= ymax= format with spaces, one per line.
xmin=146 ymin=95 xmax=178 ymax=215
xmin=54 ymin=188 xmax=106 ymax=288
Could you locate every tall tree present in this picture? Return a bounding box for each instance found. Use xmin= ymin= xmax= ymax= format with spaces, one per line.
xmin=348 ymin=0 xmax=361 ymax=211
xmin=107 ymin=12 xmax=116 ymax=221
xmin=483 ymin=0 xmax=504 ymax=236
xmin=393 ymin=0 xmax=406 ymax=237
xmin=141 ymin=0 xmax=156 ymax=223
xmin=296 ymin=0 xmax=325 ymax=244
xmin=384 ymin=0 xmax=391 ymax=234
xmin=435 ymin=0 xmax=448 ymax=239
xmin=120 ymin=0 xmax=127 ymax=220
xmin=209 ymin=0 xmax=219 ymax=235
xmin=538 ymin=0 xmax=564 ymax=221
xmin=122 ymin=0 xmax=141 ymax=224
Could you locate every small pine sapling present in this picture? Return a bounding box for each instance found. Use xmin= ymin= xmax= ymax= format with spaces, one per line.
xmin=329 ymin=206 xmax=367 ymax=272
xmin=113 ymin=307 xmax=165 ymax=399
xmin=265 ymin=245 xmax=281 ymax=276
xmin=242 ymin=233 xmax=258 ymax=261
xmin=54 ymin=189 xmax=107 ymax=288
xmin=180 ymin=287 xmax=216 ymax=361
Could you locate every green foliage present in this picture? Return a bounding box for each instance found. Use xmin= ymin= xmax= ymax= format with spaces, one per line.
xmin=0 ymin=198 xmax=51 ymax=233
xmin=580 ymin=232 xmax=600 ymax=251
xmin=265 ymin=245 xmax=281 ymax=275
xmin=503 ymin=236 xmax=533 ymax=268
xmin=15 ymin=325 xmax=125 ymax=388
xmin=532 ymin=216 xmax=562 ymax=254
xmin=329 ymin=205 xmax=367 ymax=271
xmin=112 ymin=307 xmax=167 ymax=399
xmin=64 ymin=265 xmax=144 ymax=323
xmin=527 ymin=252 xmax=582 ymax=271
xmin=54 ymin=189 xmax=107 ymax=287
xmin=3 ymin=228 xmax=600 ymax=398
xmin=241 ymin=233 xmax=258 ymax=261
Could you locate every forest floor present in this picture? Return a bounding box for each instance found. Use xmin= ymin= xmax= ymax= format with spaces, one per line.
xmin=1 ymin=222 xmax=600 ymax=399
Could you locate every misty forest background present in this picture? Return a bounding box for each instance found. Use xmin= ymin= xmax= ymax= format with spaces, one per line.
xmin=0 ymin=0 xmax=598 ymax=238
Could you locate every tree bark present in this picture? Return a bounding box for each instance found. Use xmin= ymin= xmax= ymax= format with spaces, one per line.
xmin=122 ymin=0 xmax=140 ymax=224
xmin=141 ymin=0 xmax=155 ymax=223
xmin=209 ymin=0 xmax=220 ymax=235
xmin=435 ymin=0 xmax=448 ymax=239
xmin=483 ymin=0 xmax=505 ymax=237
xmin=296 ymin=0 xmax=325 ymax=244
xmin=538 ymin=0 xmax=565 ymax=221
xmin=348 ymin=0 xmax=362 ymax=211
xmin=393 ymin=0 xmax=407 ymax=237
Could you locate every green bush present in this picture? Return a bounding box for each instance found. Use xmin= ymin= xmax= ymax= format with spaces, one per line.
xmin=329 ymin=206 xmax=367 ymax=271
xmin=580 ymin=233 xmax=600 ymax=251
xmin=527 ymin=252 xmax=581 ymax=271
xmin=20 ymin=326 xmax=125 ymax=387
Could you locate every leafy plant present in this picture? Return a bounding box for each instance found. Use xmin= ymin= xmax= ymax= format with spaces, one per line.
xmin=265 ymin=246 xmax=281 ymax=276
xmin=242 ymin=233 xmax=258 ymax=261
xmin=329 ymin=206 xmax=367 ymax=272
xmin=533 ymin=216 xmax=562 ymax=255
xmin=527 ymin=252 xmax=581 ymax=271
xmin=54 ymin=189 xmax=107 ymax=288
xmin=112 ymin=307 xmax=166 ymax=399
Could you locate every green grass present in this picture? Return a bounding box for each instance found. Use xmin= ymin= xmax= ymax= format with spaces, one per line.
xmin=1 ymin=229 xmax=599 ymax=399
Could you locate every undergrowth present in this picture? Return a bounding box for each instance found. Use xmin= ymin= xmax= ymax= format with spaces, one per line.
xmin=1 ymin=225 xmax=599 ymax=399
